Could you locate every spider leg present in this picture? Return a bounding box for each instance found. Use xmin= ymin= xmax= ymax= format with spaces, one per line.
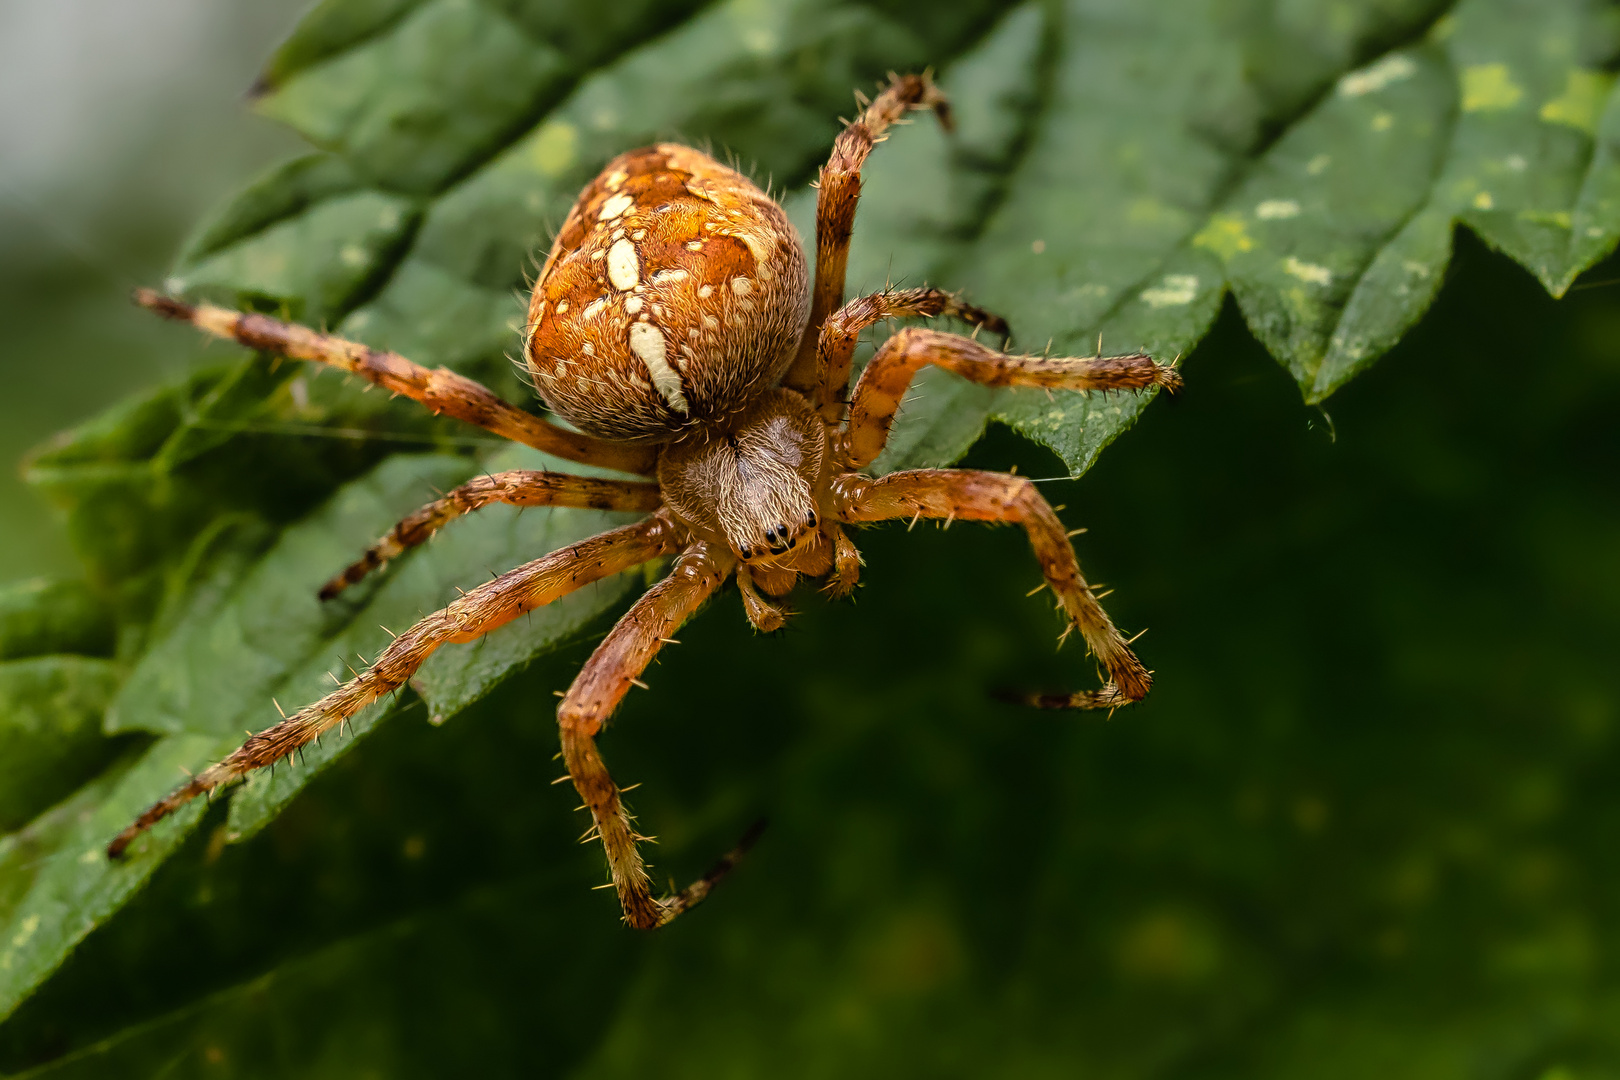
xmin=133 ymin=289 xmax=657 ymax=476
xmin=820 ymin=522 xmax=863 ymax=599
xmin=107 ymin=514 xmax=681 ymax=859
xmin=841 ymin=328 xmax=1181 ymax=469
xmin=321 ymin=470 xmax=663 ymax=599
xmin=831 ymin=469 xmax=1151 ymax=708
xmin=811 ymin=286 xmax=1009 ymax=424
xmin=557 ymin=539 xmax=756 ymax=929
xmin=782 ymin=72 xmax=951 ymax=401
xmin=736 ymin=563 xmax=790 ymax=632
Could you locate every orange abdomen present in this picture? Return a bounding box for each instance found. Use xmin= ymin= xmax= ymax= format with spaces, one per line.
xmin=525 ymin=145 xmax=809 ymax=442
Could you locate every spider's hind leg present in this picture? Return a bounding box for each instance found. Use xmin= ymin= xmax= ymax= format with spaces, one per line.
xmin=109 ymin=516 xmax=680 ymax=859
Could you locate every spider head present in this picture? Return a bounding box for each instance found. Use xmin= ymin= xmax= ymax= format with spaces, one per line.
xmin=658 ymin=388 xmax=826 ymax=564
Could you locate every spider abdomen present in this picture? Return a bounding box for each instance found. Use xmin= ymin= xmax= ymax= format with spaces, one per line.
xmin=525 ymin=145 xmax=809 ymax=443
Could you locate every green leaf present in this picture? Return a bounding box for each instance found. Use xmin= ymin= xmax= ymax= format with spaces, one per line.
xmin=9 ymin=0 xmax=1620 ymax=1059
xmin=5 ymin=877 xmax=630 ymax=1078
xmin=0 ymin=580 xmax=114 ymax=662
xmin=1312 ymin=0 xmax=1620 ymax=397
xmin=0 ymin=734 xmax=239 ymax=1020
xmin=170 ymin=189 xmax=418 ymax=326
xmin=0 ymin=658 xmax=125 ymax=833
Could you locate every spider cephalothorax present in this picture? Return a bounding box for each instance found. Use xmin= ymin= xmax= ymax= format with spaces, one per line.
xmin=113 ymin=74 xmax=1181 ymax=929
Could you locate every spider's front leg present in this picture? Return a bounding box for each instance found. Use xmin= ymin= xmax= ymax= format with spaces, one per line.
xmin=557 ymin=539 xmax=759 ymax=929
xmin=321 ymin=470 xmax=662 ymax=598
xmin=108 ymin=515 xmax=680 ymax=859
xmin=841 ymin=328 xmax=1181 ymax=469
xmin=832 ymin=469 xmax=1151 ymax=709
xmin=810 ymin=286 xmax=1009 ymax=424
xmin=133 ymin=289 xmax=657 ymax=476
xmin=782 ymin=72 xmax=951 ymax=398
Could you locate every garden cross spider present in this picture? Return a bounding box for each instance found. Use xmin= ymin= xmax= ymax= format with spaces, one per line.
xmin=110 ymin=73 xmax=1181 ymax=929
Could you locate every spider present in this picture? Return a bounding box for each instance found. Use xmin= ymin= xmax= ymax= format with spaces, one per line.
xmin=109 ymin=73 xmax=1181 ymax=928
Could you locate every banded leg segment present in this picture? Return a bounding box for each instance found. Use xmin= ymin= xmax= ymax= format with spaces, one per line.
xmin=557 ymin=540 xmax=746 ymax=929
xmin=320 ymin=470 xmax=663 ymax=599
xmin=842 ymin=328 xmax=1181 ymax=469
xmin=108 ymin=515 xmax=682 ymax=859
xmin=134 ymin=289 xmax=658 ymax=476
xmin=832 ymin=469 xmax=1151 ymax=709
xmin=810 ymin=287 xmax=1009 ymax=424
xmin=782 ymin=73 xmax=952 ymax=400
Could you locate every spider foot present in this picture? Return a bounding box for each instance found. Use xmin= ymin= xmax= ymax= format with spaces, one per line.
xmin=649 ymin=818 xmax=768 ymax=927
xmin=992 ymin=682 xmax=1142 ymax=711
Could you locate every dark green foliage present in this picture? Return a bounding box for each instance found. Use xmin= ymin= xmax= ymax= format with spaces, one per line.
xmin=0 ymin=581 xmax=114 ymax=663
xmin=3 ymin=0 xmax=1619 ymax=1074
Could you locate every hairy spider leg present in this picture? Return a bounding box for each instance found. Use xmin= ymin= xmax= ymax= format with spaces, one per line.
xmin=841 ymin=328 xmax=1182 ymax=470
xmin=133 ymin=289 xmax=658 ymax=476
xmin=322 ymin=470 xmax=664 ymax=599
xmin=812 ymin=287 xmax=1010 ymax=424
xmin=832 ymin=469 xmax=1151 ymax=708
xmin=107 ymin=515 xmax=681 ymax=860
xmin=735 ymin=563 xmax=791 ymax=631
xmin=783 ymin=72 xmax=952 ymax=399
xmin=824 ymin=524 xmax=864 ymax=599
xmin=555 ymin=539 xmax=753 ymax=928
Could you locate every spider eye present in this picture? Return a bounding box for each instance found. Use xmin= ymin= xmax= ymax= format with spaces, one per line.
xmin=806 ymin=510 xmax=818 ymax=527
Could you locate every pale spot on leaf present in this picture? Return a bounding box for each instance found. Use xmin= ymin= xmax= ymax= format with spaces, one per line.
xmin=1462 ymin=64 xmax=1524 ymax=112
xmin=1284 ymin=256 xmax=1332 ymax=286
xmin=1192 ymin=214 xmax=1254 ymax=259
xmin=1339 ymin=54 xmax=1417 ymax=97
xmin=1141 ymin=274 xmax=1199 ymax=307
xmin=1540 ymin=69 xmax=1614 ymax=134
xmin=530 ymin=121 xmax=578 ymax=177
xmin=1255 ymin=200 xmax=1300 ymax=220
xmin=10 ymin=915 xmax=39 ymax=949
xmin=1520 ymin=209 xmax=1572 ymax=229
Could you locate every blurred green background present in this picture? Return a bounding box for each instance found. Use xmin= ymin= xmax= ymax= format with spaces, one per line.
xmin=0 ymin=0 xmax=307 ymax=579
xmin=2 ymin=1 xmax=1619 ymax=1076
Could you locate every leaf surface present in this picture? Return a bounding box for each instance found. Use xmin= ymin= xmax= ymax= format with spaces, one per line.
xmin=6 ymin=0 xmax=1620 ymax=1055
